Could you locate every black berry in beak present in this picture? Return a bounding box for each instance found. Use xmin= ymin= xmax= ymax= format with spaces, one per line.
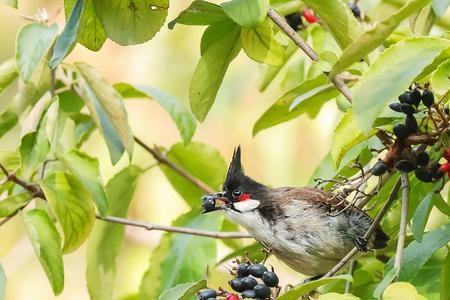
xmin=201 ymin=192 xmax=231 ymax=213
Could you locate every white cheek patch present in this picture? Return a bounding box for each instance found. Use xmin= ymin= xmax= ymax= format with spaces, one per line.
xmin=233 ymin=199 xmax=260 ymax=212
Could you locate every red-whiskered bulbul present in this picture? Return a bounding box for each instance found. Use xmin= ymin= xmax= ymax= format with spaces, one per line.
xmin=201 ymin=147 xmax=388 ymax=277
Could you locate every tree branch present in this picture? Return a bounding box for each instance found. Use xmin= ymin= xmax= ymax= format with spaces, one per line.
xmin=96 ymin=215 xmax=251 ymax=239
xmin=322 ymin=177 xmax=402 ymax=278
xmin=394 ymin=172 xmax=409 ymax=272
xmin=133 ymin=136 xmax=215 ymax=193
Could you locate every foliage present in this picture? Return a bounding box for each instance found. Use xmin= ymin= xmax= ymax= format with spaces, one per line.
xmin=0 ymin=0 xmax=450 ymax=299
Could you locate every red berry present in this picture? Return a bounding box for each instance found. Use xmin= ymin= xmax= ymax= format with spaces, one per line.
xmin=226 ymin=294 xmax=240 ymax=300
xmin=302 ymin=9 xmax=317 ymax=23
xmin=444 ymin=148 xmax=450 ymax=161
xmin=439 ymin=163 xmax=450 ymax=173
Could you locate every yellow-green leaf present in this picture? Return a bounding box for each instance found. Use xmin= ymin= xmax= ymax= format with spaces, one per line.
xmin=382 ymin=282 xmax=427 ymax=300
xmin=430 ymin=58 xmax=450 ymax=95
xmin=0 ymin=192 xmax=32 ymax=217
xmin=221 ymin=0 xmax=269 ymax=27
xmin=158 ymin=279 xmax=207 ymax=300
xmin=0 ymin=58 xmax=18 ymax=93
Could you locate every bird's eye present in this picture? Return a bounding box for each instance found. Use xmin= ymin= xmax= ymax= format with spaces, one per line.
xmin=232 ymin=189 xmax=242 ymax=198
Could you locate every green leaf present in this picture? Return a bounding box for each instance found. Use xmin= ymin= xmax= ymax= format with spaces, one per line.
xmin=0 ymin=152 xmax=20 ymax=179
xmin=221 ymin=0 xmax=269 ymax=27
xmin=87 ymin=166 xmax=142 ymax=300
xmin=40 ymin=172 xmax=95 ymax=253
xmin=22 ymin=209 xmax=64 ymax=295
xmin=382 ymin=282 xmax=427 ymax=300
xmin=15 ymin=23 xmax=58 ymax=82
xmin=190 ymin=21 xmax=241 ymax=121
xmin=19 ymin=120 xmax=50 ymax=180
xmin=58 ymin=149 xmax=108 ymax=216
xmin=330 ymin=0 xmax=431 ymax=78
xmin=385 ymin=223 xmax=450 ymax=282
xmin=373 ymin=266 xmax=399 ymax=299
xmin=49 ymin=0 xmax=83 ymax=69
xmin=411 ymin=184 xmax=441 ymax=242
xmin=140 ymin=211 xmax=222 ymax=299
xmin=0 ymin=264 xmax=5 ymax=300
xmin=168 ymin=0 xmax=228 ymax=29
xmin=301 ymin=0 xmax=363 ymax=49
xmin=253 ymin=74 xmax=338 ymax=136
xmin=0 ymin=192 xmax=32 ymax=217
xmin=241 ymin=19 xmax=284 ymax=66
xmin=220 ymin=219 xmax=244 ymax=250
xmin=116 ymin=83 xmax=196 ymax=144
xmin=277 ymin=275 xmax=352 ymax=300
xmin=71 ymin=113 xmax=95 ymax=146
xmin=442 ymin=249 xmax=450 ymax=300
xmin=430 ymin=58 xmax=450 ymax=95
xmin=74 ymin=62 xmax=133 ymax=164
xmin=159 ymin=142 xmax=226 ymax=207
xmin=1 ymin=0 xmax=17 ymax=8
xmin=218 ymin=242 xmax=264 ymax=264
xmin=352 ymin=37 xmax=450 ymax=133
xmin=432 ymin=0 xmax=450 ymax=16
xmin=317 ymin=293 xmax=361 ymax=300
xmin=92 ymin=0 xmax=168 ymax=45
xmin=64 ymin=0 xmax=107 ymax=51
xmin=0 ymin=58 xmax=18 ymax=93
xmin=157 ymin=279 xmax=207 ymax=300
xmin=0 ymin=110 xmax=17 ymax=139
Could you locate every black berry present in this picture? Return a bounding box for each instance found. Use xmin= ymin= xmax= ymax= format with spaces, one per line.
xmin=398 ymin=91 xmax=411 ymax=104
xmin=400 ymin=103 xmax=415 ymax=115
xmin=422 ymin=90 xmax=434 ymax=107
xmin=229 ymin=278 xmax=245 ymax=292
xmin=393 ymin=124 xmax=410 ymax=139
xmin=445 ymin=105 xmax=449 ymax=115
xmin=389 ymin=103 xmax=402 ymax=112
xmin=262 ymin=271 xmax=279 ymax=287
xmin=254 ymin=284 xmax=271 ymax=298
xmin=409 ymin=88 xmax=422 ymax=106
xmin=416 ymin=152 xmax=430 ymax=166
xmin=198 ymin=289 xmax=217 ymax=300
xmin=242 ymin=289 xmax=257 ymax=298
xmin=237 ymin=263 xmax=250 ymax=277
xmin=430 ymin=162 xmax=444 ymax=179
xmin=201 ymin=195 xmax=216 ymax=212
xmin=241 ymin=276 xmax=258 ymax=290
xmin=395 ymin=160 xmax=416 ymax=172
xmin=248 ymin=264 xmax=268 ymax=278
xmin=405 ymin=115 xmax=418 ymax=133
xmin=372 ymin=160 xmax=387 ymax=176
xmin=285 ymin=13 xmax=302 ymax=31
xmin=349 ymin=3 xmax=361 ymax=18
xmin=415 ymin=168 xmax=433 ymax=182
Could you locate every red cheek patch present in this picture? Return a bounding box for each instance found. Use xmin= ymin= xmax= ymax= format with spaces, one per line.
xmin=238 ymin=193 xmax=250 ymax=202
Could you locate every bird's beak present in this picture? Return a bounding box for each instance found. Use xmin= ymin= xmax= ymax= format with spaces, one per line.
xmin=201 ymin=192 xmax=231 ymax=213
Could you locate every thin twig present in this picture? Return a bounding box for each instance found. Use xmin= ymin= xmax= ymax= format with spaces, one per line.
xmin=0 ymin=214 xmax=16 ymax=227
xmin=95 ymin=215 xmax=251 ymax=239
xmin=134 ymin=136 xmax=215 ymax=193
xmin=0 ymin=164 xmax=44 ymax=198
xmin=394 ymin=172 xmax=409 ymax=273
xmin=345 ymin=260 xmax=356 ymax=293
xmin=322 ymin=177 xmax=402 ymax=278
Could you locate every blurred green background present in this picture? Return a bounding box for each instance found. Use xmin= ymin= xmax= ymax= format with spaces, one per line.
xmin=0 ymin=0 xmax=430 ymax=299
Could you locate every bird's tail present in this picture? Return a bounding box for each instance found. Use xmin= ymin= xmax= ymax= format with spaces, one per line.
xmin=369 ymin=226 xmax=389 ymax=249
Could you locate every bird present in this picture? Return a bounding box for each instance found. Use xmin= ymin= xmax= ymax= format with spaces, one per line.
xmin=201 ymin=146 xmax=389 ymax=278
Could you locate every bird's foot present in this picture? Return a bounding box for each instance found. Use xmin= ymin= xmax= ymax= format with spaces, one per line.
xmin=261 ymin=245 xmax=273 ymax=264
xmin=354 ymin=236 xmax=369 ymax=252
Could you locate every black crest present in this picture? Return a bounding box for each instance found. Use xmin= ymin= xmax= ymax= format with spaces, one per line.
xmin=224 ymin=146 xmax=244 ymax=190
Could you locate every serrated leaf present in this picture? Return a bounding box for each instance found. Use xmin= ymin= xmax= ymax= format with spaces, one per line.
xmin=0 ymin=192 xmax=32 ymax=217
xmin=190 ymin=21 xmax=241 ymax=121
xmin=385 ymin=223 xmax=450 ymax=282
xmin=168 ymin=0 xmax=228 ymax=29
xmin=15 ymin=23 xmax=58 ymax=82
xmin=58 ymin=149 xmax=108 ymax=216
xmin=50 ymin=0 xmax=83 ymax=69
xmin=0 ymin=110 xmax=17 ymax=139
xmin=87 ymin=166 xmax=142 ymax=300
xmin=74 ymin=62 xmax=133 ymax=164
xmin=330 ymin=0 xmax=431 ymax=78
xmin=40 ymin=172 xmax=95 ymax=253
xmin=352 ymin=37 xmax=450 ymax=133
xmin=22 ymin=209 xmax=64 ymax=295
xmin=0 ymin=264 xmax=5 ymax=300
xmin=441 ymin=249 xmax=450 ymax=300
xmin=115 ymin=83 xmax=196 ymax=144
xmin=432 ymin=0 xmax=450 ymax=16
xmin=140 ymin=211 xmax=221 ymax=299
xmin=253 ymin=74 xmax=338 ymax=136
xmin=241 ymin=19 xmax=284 ymax=66
xmin=277 ymin=275 xmax=352 ymax=300
xmin=157 ymin=279 xmax=206 ymax=300
xmin=92 ymin=0 xmax=168 ymax=45
xmin=159 ymin=142 xmax=226 ymax=206
xmin=221 ymin=0 xmax=268 ymax=27
xmin=430 ymin=58 xmax=450 ymax=95
xmin=0 ymin=58 xmax=18 ymax=93
xmin=331 ymin=110 xmax=377 ymax=169
xmin=301 ymin=0 xmax=363 ymax=49
xmin=64 ymin=0 xmax=107 ymax=51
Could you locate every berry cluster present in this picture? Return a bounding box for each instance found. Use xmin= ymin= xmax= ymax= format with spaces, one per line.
xmin=371 ymin=87 xmax=450 ymax=182
xmin=285 ymin=9 xmax=317 ymax=31
xmin=197 ymin=262 xmax=279 ymax=300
